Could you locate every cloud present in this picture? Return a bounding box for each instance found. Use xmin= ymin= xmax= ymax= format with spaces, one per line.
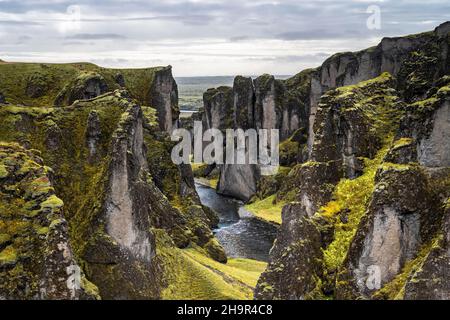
xmin=0 ymin=19 xmax=41 ymax=25
xmin=0 ymin=0 xmax=449 ymax=75
xmin=65 ymin=33 xmax=127 ymax=40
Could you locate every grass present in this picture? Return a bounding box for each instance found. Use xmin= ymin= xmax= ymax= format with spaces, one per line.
xmin=156 ymin=230 xmax=267 ymax=300
xmin=0 ymin=61 xmax=165 ymax=107
xmin=244 ymin=194 xmax=285 ymax=225
xmin=195 ymin=177 xmax=219 ymax=189
xmin=184 ymin=248 xmax=267 ymax=288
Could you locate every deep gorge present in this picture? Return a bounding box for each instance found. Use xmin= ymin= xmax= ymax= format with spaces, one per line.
xmin=0 ymin=21 xmax=449 ymax=300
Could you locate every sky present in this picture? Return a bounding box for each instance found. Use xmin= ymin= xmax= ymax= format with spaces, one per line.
xmin=0 ymin=0 xmax=449 ymax=76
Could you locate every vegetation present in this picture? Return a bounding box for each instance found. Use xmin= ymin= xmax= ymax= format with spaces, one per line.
xmin=156 ymin=230 xmax=266 ymax=300
xmin=319 ymin=145 xmax=390 ymax=271
xmin=245 ymin=194 xmax=286 ymax=225
xmin=374 ymin=235 xmax=443 ymax=299
xmin=0 ymin=61 xmax=165 ymax=107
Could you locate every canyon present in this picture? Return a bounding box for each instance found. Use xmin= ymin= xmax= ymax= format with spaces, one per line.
xmin=0 ymin=21 xmax=449 ymax=300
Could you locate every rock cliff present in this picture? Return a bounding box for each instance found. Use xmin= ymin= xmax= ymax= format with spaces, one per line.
xmin=254 ymin=22 xmax=450 ymax=300
xmin=0 ymin=63 xmax=224 ymax=299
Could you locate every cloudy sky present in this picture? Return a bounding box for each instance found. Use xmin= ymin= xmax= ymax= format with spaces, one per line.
xmin=0 ymin=0 xmax=449 ymax=76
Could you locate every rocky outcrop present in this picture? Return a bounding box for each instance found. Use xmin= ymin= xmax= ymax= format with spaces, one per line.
xmin=217 ymin=163 xmax=260 ymax=202
xmin=85 ymin=111 xmax=101 ymax=162
xmin=311 ymin=73 xmax=404 ymax=178
xmin=338 ymin=165 xmax=436 ymax=299
xmin=199 ymin=72 xmax=312 ymax=201
xmin=104 ymin=105 xmax=154 ymax=262
xmin=0 ymin=84 xmax=225 ymax=299
xmin=255 ymin=23 xmax=450 ymax=299
xmin=55 ymin=72 xmax=109 ymax=106
xmin=404 ymin=200 xmax=450 ymax=299
xmin=254 ymin=74 xmax=284 ymax=132
xmin=233 ymin=76 xmax=255 ymax=130
xmin=0 ymin=143 xmax=97 ymax=299
xmin=150 ymin=66 xmax=179 ymax=132
xmin=25 ymin=73 xmax=48 ymax=98
xmin=255 ymin=203 xmax=324 ymax=299
xmin=203 ymin=86 xmax=233 ymax=130
xmin=307 ymin=22 xmax=450 ymax=154
xmin=417 ymin=100 xmax=450 ymax=167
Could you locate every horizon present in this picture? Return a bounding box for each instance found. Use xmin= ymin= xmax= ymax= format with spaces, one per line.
xmin=0 ymin=0 xmax=449 ymax=77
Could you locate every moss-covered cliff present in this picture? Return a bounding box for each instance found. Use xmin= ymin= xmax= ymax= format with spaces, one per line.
xmin=0 ymin=63 xmax=240 ymax=299
xmin=254 ymin=22 xmax=450 ymax=300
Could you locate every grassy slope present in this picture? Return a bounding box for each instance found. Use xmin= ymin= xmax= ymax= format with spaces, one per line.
xmin=0 ymin=61 xmax=164 ymax=107
xmin=156 ymin=230 xmax=266 ymax=300
xmin=244 ymin=194 xmax=285 ymax=225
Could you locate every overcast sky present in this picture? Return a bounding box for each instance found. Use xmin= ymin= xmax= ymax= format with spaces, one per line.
xmin=0 ymin=0 xmax=449 ymax=76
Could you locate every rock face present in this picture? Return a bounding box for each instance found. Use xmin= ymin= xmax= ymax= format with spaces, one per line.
xmin=233 ymin=76 xmax=255 ymax=130
xmin=199 ymin=71 xmax=312 ymax=201
xmin=339 ymin=165 xmax=436 ymax=299
xmin=0 ymin=143 xmax=97 ymax=300
xmin=0 ymin=78 xmax=224 ymax=299
xmin=255 ymin=203 xmax=324 ymax=299
xmin=105 ymin=105 xmax=154 ymax=262
xmin=417 ymin=101 xmax=450 ymax=167
xmin=85 ymin=111 xmax=102 ymax=162
xmin=55 ymin=72 xmax=109 ymax=106
xmin=403 ymin=202 xmax=450 ymax=300
xmin=217 ymin=163 xmax=260 ymax=202
xmin=150 ymin=66 xmax=179 ymax=132
xmin=307 ymin=22 xmax=450 ymax=154
xmin=203 ymin=86 xmax=234 ymax=130
xmin=255 ymin=22 xmax=450 ymax=300
xmin=254 ymin=74 xmax=284 ymax=132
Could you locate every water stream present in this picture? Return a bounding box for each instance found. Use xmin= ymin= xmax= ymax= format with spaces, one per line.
xmin=195 ymin=182 xmax=278 ymax=262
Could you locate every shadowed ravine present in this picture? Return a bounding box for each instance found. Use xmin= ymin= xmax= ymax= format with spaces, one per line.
xmin=195 ymin=182 xmax=278 ymax=262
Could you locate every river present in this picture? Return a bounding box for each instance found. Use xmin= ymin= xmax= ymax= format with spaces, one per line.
xmin=195 ymin=182 xmax=278 ymax=262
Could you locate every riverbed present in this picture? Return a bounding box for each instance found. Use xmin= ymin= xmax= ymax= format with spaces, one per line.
xmin=195 ymin=182 xmax=277 ymax=262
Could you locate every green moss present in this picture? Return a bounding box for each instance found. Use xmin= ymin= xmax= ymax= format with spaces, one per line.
xmin=279 ymin=139 xmax=299 ymax=165
xmin=184 ymin=248 xmax=266 ymax=288
xmin=380 ymin=162 xmax=412 ymax=172
xmin=244 ymin=194 xmax=285 ymax=225
xmin=141 ymin=106 xmax=159 ymax=127
xmin=0 ymin=233 xmax=11 ymax=246
xmin=195 ymin=177 xmax=219 ymax=189
xmin=36 ymin=226 xmax=50 ymax=235
xmin=49 ymin=218 xmax=64 ymax=229
xmin=0 ymin=245 xmax=18 ymax=265
xmin=0 ymin=163 xmax=8 ymax=178
xmin=81 ymin=275 xmax=101 ymax=300
xmin=0 ymin=62 xmax=164 ymax=107
xmin=392 ymin=137 xmax=413 ymax=149
xmin=41 ymin=195 xmax=64 ymax=211
xmin=320 ymin=144 xmax=391 ymax=272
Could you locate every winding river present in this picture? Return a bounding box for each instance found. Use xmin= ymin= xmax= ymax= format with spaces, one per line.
xmin=195 ymin=182 xmax=278 ymax=262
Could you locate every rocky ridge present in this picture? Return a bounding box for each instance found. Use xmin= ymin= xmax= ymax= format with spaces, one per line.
xmin=253 ymin=21 xmax=450 ymax=300
xmin=0 ymin=64 xmax=228 ymax=299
